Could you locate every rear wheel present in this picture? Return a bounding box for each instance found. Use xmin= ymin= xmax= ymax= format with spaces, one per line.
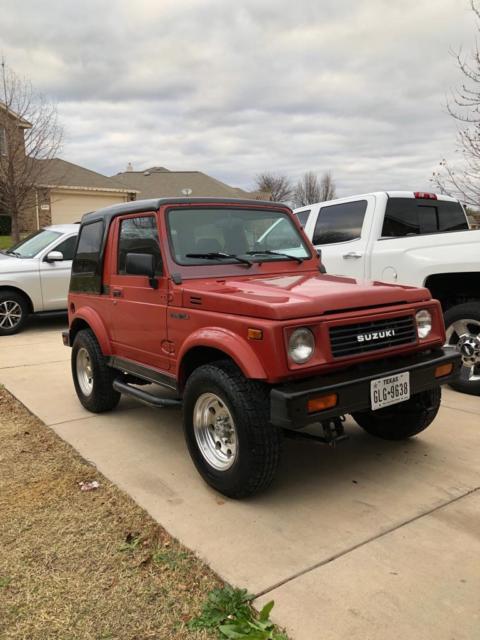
xmin=352 ymin=387 xmax=441 ymax=440
xmin=72 ymin=329 xmax=120 ymax=412
xmin=183 ymin=360 xmax=282 ymax=498
xmin=444 ymin=302 xmax=480 ymax=396
xmin=0 ymin=291 xmax=29 ymax=336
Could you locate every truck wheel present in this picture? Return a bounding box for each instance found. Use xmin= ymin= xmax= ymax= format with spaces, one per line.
xmin=0 ymin=290 xmax=29 ymax=336
xmin=352 ymin=387 xmax=441 ymax=440
xmin=72 ymin=329 xmax=120 ymax=413
xmin=183 ymin=360 xmax=282 ymax=498
xmin=444 ymin=302 xmax=480 ymax=396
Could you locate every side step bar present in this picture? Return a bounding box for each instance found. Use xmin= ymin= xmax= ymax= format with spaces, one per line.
xmin=113 ymin=380 xmax=182 ymax=408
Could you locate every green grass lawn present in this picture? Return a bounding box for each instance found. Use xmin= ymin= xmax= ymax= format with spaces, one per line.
xmin=0 ymin=236 xmax=12 ymax=250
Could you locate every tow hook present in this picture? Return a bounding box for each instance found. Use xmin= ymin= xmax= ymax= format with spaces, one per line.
xmin=283 ymin=416 xmax=348 ymax=446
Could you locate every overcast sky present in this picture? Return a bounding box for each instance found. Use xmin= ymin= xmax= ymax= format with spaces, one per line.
xmin=1 ymin=0 xmax=477 ymax=195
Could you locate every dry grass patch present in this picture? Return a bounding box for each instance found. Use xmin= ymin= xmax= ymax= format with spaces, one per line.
xmin=0 ymin=386 xmax=220 ymax=639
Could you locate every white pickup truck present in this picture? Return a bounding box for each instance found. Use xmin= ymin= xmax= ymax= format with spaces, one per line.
xmin=295 ymin=192 xmax=480 ymax=396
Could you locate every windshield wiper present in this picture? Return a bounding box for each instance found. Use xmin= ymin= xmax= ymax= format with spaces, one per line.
xmin=5 ymin=250 xmax=21 ymax=257
xmin=247 ymin=250 xmax=304 ymax=264
xmin=186 ymin=252 xmax=253 ymax=267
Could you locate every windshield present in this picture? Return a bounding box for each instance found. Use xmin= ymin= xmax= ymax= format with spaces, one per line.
xmin=168 ymin=208 xmax=311 ymax=265
xmin=5 ymin=229 xmax=62 ymax=258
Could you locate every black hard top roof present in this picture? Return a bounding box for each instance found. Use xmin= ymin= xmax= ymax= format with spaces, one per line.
xmin=81 ymin=197 xmax=289 ymax=226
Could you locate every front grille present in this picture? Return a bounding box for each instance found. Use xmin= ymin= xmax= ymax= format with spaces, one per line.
xmin=329 ymin=315 xmax=416 ymax=358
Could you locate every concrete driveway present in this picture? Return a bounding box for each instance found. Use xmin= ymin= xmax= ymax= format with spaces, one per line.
xmin=1 ymin=319 xmax=479 ymax=640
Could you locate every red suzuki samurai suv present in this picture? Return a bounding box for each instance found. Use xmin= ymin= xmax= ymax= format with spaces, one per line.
xmin=63 ymin=198 xmax=460 ymax=498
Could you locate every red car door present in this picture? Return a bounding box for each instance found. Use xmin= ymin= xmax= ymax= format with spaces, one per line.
xmin=108 ymin=212 xmax=170 ymax=371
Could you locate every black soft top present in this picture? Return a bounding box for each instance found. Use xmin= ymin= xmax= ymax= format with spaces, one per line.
xmin=81 ymin=197 xmax=285 ymax=227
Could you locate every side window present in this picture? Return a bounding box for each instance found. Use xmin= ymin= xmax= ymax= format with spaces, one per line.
xmin=296 ymin=210 xmax=310 ymax=227
xmin=118 ymin=216 xmax=162 ymax=275
xmin=53 ymin=235 xmax=77 ymax=261
xmin=313 ymin=201 xmax=367 ymax=245
xmin=72 ymin=221 xmax=103 ymax=274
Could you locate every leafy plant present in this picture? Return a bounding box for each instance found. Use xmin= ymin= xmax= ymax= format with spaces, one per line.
xmin=189 ymin=586 xmax=287 ymax=639
xmin=118 ymin=532 xmax=141 ymax=552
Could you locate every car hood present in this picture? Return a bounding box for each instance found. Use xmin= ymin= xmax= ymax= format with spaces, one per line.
xmin=181 ymin=271 xmax=431 ymax=320
xmin=0 ymin=252 xmax=38 ymax=274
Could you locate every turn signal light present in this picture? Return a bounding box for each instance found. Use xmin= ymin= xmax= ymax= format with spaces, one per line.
xmin=247 ymin=328 xmax=263 ymax=340
xmin=435 ymin=363 xmax=453 ymax=378
xmin=307 ymin=393 xmax=338 ymax=413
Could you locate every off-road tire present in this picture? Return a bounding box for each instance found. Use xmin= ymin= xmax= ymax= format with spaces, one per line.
xmin=444 ymin=301 xmax=480 ymax=396
xmin=0 ymin=290 xmax=29 ymax=336
xmin=72 ymin=329 xmax=120 ymax=413
xmin=352 ymin=387 xmax=441 ymax=440
xmin=183 ymin=360 xmax=282 ymax=498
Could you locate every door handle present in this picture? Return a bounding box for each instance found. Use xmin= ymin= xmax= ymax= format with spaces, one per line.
xmin=112 ymin=289 xmax=122 ymax=298
xmin=343 ymin=251 xmax=363 ymax=259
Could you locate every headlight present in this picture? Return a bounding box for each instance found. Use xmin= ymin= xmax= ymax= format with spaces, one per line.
xmin=288 ymin=328 xmax=315 ymax=363
xmin=415 ymin=309 xmax=432 ymax=339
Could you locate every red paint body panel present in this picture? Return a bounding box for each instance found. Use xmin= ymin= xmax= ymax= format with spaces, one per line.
xmin=68 ymin=200 xmax=446 ymax=387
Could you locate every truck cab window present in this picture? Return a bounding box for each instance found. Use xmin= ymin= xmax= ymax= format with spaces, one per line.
xmin=118 ymin=216 xmax=163 ymax=275
xmin=382 ymin=199 xmax=469 ymax=237
xmin=313 ymin=201 xmax=367 ymax=245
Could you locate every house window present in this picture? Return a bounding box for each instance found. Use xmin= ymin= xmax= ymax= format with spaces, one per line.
xmin=0 ymin=127 xmax=7 ymax=156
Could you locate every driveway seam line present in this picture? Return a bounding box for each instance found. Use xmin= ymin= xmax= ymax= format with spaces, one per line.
xmin=0 ymin=360 xmax=68 ymax=370
xmin=254 ymin=485 xmax=480 ymax=599
xmin=442 ymin=404 xmax=480 ymax=417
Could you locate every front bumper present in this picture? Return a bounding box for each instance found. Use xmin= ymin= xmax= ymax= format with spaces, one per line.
xmin=270 ymin=347 xmax=461 ymax=429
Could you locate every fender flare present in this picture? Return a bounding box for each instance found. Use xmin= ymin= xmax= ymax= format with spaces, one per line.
xmin=70 ymin=308 xmax=112 ymax=355
xmin=177 ymin=327 xmax=267 ymax=380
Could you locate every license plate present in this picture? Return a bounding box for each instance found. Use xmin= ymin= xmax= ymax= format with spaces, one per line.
xmin=371 ymin=372 xmax=410 ymax=410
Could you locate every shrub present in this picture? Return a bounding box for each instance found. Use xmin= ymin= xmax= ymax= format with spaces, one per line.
xmin=0 ymin=215 xmax=12 ymax=235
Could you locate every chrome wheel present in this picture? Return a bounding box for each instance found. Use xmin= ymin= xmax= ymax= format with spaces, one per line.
xmin=193 ymin=392 xmax=238 ymax=471
xmin=446 ymin=318 xmax=480 ymax=383
xmin=0 ymin=300 xmax=22 ymax=330
xmin=76 ymin=347 xmax=94 ymax=396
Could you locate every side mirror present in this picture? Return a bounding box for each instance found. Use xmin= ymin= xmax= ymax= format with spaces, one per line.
xmin=125 ymin=252 xmax=158 ymax=288
xmin=45 ymin=250 xmax=64 ymax=262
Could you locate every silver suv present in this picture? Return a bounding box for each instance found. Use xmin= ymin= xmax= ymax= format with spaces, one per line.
xmin=0 ymin=224 xmax=78 ymax=335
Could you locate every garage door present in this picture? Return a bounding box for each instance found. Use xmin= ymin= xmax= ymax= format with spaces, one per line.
xmin=50 ymin=191 xmax=127 ymax=225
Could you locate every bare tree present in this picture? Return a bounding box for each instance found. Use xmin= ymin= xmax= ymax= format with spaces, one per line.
xmin=0 ymin=60 xmax=62 ymax=241
xmin=293 ymin=171 xmax=321 ymax=207
xmin=254 ymin=172 xmax=293 ymax=202
xmin=319 ymin=171 xmax=336 ymax=201
xmin=432 ymin=1 xmax=480 ymax=205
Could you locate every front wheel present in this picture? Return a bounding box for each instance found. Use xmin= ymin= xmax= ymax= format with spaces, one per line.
xmin=352 ymin=387 xmax=441 ymax=440
xmin=444 ymin=302 xmax=480 ymax=396
xmin=183 ymin=360 xmax=282 ymax=498
xmin=72 ymin=329 xmax=120 ymax=413
xmin=0 ymin=291 xmax=29 ymax=336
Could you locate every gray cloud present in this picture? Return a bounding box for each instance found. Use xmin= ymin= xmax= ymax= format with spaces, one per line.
xmin=0 ymin=0 xmax=476 ymax=195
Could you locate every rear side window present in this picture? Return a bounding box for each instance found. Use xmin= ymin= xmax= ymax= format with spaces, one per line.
xmin=313 ymin=200 xmax=367 ymax=245
xmin=118 ymin=216 xmax=162 ymax=275
xmin=72 ymin=221 xmax=103 ymax=274
xmin=382 ymin=199 xmax=468 ymax=237
xmin=296 ymin=210 xmax=310 ymax=227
